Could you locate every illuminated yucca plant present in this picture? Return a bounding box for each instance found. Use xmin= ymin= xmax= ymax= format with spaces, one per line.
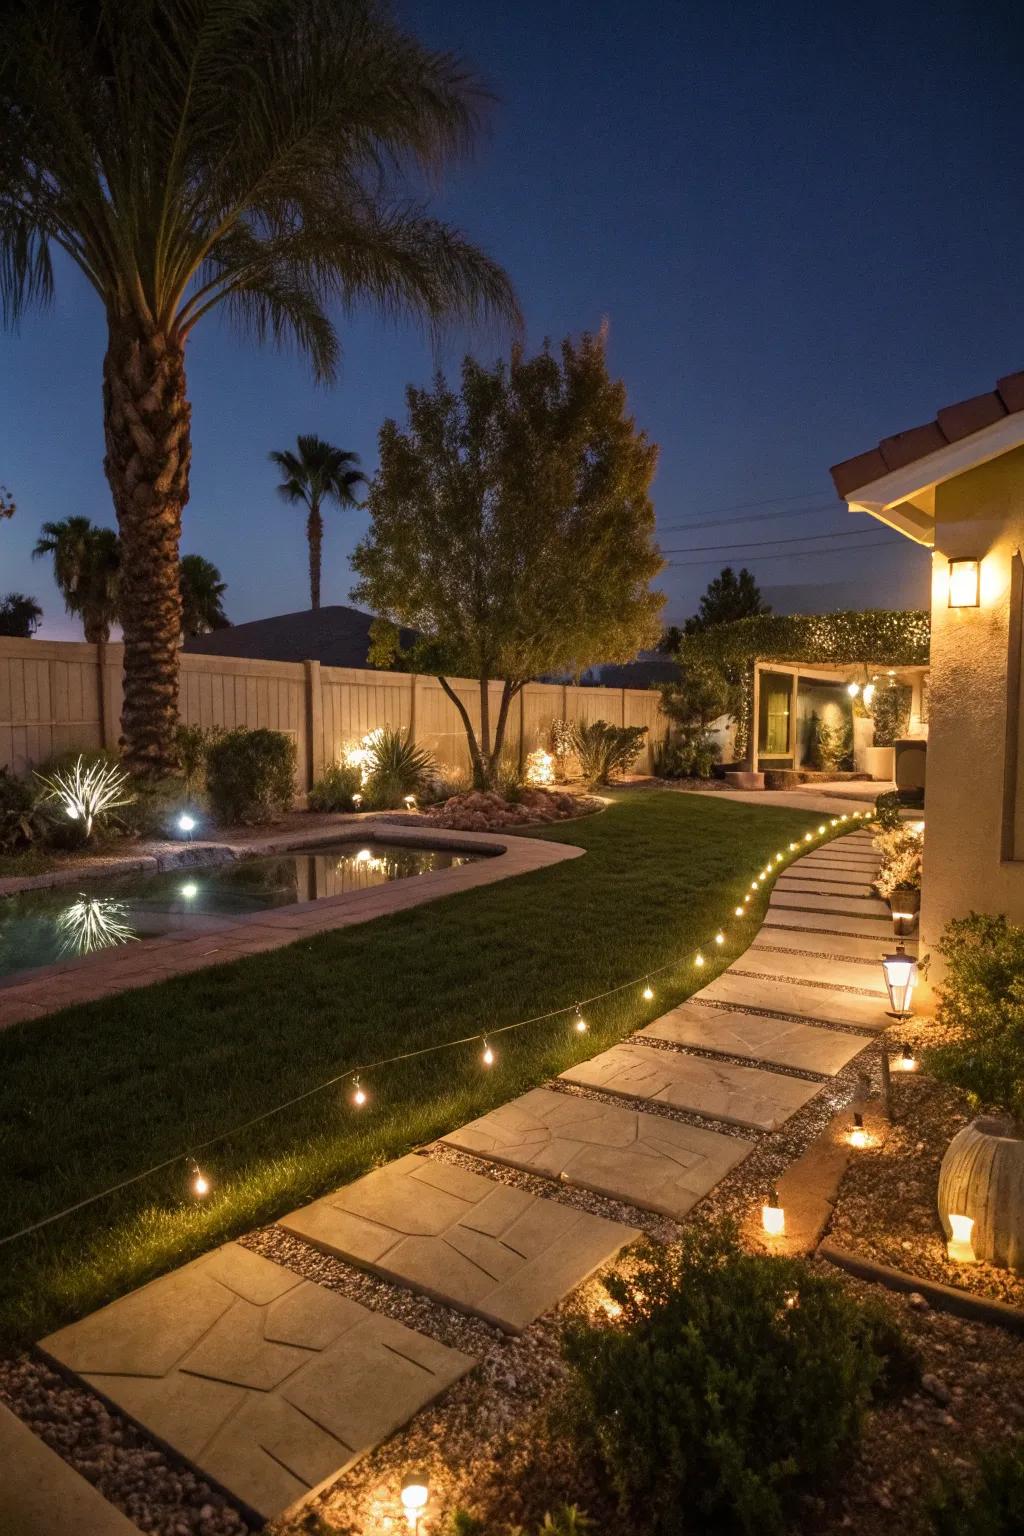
xmin=55 ymin=895 xmax=137 ymax=956
xmin=34 ymin=755 xmax=134 ymax=839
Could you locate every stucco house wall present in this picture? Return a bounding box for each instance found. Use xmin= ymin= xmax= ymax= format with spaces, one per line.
xmin=921 ymin=443 xmax=1024 ymax=955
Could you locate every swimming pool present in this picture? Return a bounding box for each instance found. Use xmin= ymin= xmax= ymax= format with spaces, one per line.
xmin=0 ymin=839 xmax=482 ymax=982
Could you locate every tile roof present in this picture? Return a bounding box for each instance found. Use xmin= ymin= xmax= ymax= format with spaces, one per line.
xmin=182 ymin=605 xmax=419 ymax=668
xmin=830 ymin=370 xmax=1024 ymax=499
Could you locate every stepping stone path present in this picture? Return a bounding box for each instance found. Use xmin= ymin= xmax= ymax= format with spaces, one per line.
xmin=279 ymin=1152 xmax=637 ymax=1333
xmin=32 ymin=823 xmax=893 ymax=1531
xmin=441 ymin=1086 xmax=753 ymax=1218
xmin=0 ymin=1402 xmax=139 ymax=1536
xmin=558 ymin=1040 xmax=819 ymax=1130
xmin=40 ymin=1242 xmax=474 ymax=1525
xmin=636 ymin=1001 xmax=868 ymax=1075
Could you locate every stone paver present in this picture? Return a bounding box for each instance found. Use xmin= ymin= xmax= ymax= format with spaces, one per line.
xmin=776 ymin=875 xmax=877 ymax=899
xmin=751 ymin=928 xmax=900 ymax=961
xmin=769 ymin=888 xmax=891 ymax=919
xmin=0 ymin=1402 xmax=139 ymax=1536
xmin=40 ymin=1242 xmax=474 ymax=1524
xmin=442 ymin=1087 xmax=752 ymax=1220
xmin=559 ymin=1041 xmax=819 ymax=1130
xmin=763 ymin=908 xmax=893 ymax=938
xmin=698 ymin=971 xmax=888 ymax=1032
xmin=636 ymin=1001 xmax=868 ymax=1075
xmin=738 ymin=945 xmax=888 ymax=993
xmin=781 ymin=864 xmax=877 ymax=886
xmin=278 ymin=1153 xmax=637 ymax=1333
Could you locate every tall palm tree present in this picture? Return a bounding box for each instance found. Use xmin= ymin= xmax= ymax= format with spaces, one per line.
xmin=270 ymin=436 xmax=365 ymax=609
xmin=33 ymin=516 xmax=121 ymax=643
xmin=180 ymin=554 xmax=230 ymax=637
xmin=1 ymin=0 xmax=518 ymax=775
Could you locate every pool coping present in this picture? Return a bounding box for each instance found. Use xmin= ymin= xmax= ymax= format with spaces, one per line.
xmin=0 ymin=823 xmax=584 ymax=1030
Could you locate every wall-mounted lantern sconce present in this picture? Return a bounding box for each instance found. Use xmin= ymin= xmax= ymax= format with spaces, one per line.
xmin=948 ymin=557 xmax=980 ymax=609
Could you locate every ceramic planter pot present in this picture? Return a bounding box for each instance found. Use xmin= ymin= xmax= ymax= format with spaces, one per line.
xmin=938 ymin=1117 xmax=1024 ymax=1271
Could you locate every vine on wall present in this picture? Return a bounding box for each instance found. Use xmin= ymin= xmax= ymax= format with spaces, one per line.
xmin=679 ymin=610 xmax=930 ymax=762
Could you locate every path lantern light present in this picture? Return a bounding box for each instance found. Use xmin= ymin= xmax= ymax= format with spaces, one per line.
xmin=882 ymin=946 xmax=918 ymax=1021
xmin=352 ymin=791 xmax=363 ymax=809
xmin=849 ymin=1113 xmax=868 ymax=1149
xmin=400 ymin=1471 xmax=430 ymax=1531
xmin=946 ymin=1213 xmax=977 ymax=1264
xmin=896 ymin=1043 xmax=918 ymax=1073
xmin=847 ymin=681 xmax=860 ymax=698
xmin=761 ymin=1189 xmax=785 ymax=1237
xmin=403 ymin=793 xmax=417 ymax=810
xmin=948 ymin=557 xmax=980 ymax=609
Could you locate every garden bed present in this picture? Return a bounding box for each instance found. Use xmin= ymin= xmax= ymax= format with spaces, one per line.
xmin=415 ymin=787 xmax=604 ymax=831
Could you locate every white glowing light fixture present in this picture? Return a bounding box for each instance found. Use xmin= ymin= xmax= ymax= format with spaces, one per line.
xmin=818 ymin=824 xmax=826 ymax=835
xmin=352 ymin=792 xmax=363 ymax=809
xmin=946 ymin=1212 xmax=977 ymax=1263
xmin=190 ymin=1161 xmax=210 ymax=1198
xmin=355 ymin=848 xmax=373 ymax=863
xmin=849 ymin=1113 xmax=868 ymax=1150
xmin=882 ymin=946 xmax=917 ymax=1020
xmin=642 ymin=981 xmax=654 ymax=1001
xmin=715 ymin=931 xmax=725 ymax=946
xmin=403 ymin=794 xmax=417 ymax=810
xmin=863 ymin=683 xmax=876 ymax=708
xmin=694 ymin=952 xmax=705 ymax=968
xmin=762 ymin=1192 xmax=785 ymax=1238
xmin=574 ymin=1005 xmax=589 ymax=1034
xmin=177 ymin=812 xmax=196 ymax=834
xmin=734 ymin=906 xmax=744 ymax=918
xmin=351 ymin=1076 xmax=367 ymax=1107
xmin=401 ymin=1471 xmax=430 ymax=1528
xmin=847 ymin=681 xmax=860 ymax=698
xmin=181 ymin=882 xmax=199 ymax=900
xmin=897 ymin=1042 xmax=918 ymax=1072
xmin=948 ymin=557 xmax=980 ymax=609
xmin=804 ymin=832 xmax=812 ymax=842
xmin=481 ymin=1038 xmax=495 ymax=1067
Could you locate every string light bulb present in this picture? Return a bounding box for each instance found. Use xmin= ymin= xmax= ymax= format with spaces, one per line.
xmin=715 ymin=931 xmax=725 ymax=946
xmin=775 ymin=852 xmax=783 ymax=862
xmin=574 ymin=1005 xmax=588 ymax=1034
xmin=804 ymin=832 xmax=813 ymax=842
xmin=481 ymin=1038 xmax=495 ymax=1067
xmin=818 ymin=825 xmax=826 ymax=834
xmin=735 ymin=906 xmax=744 ymax=917
xmin=189 ymin=1160 xmax=210 ymax=1198
xmin=351 ymin=1075 xmax=367 ymax=1107
xmin=694 ymin=952 xmax=705 ymax=968
xmin=642 ymin=980 xmax=654 ymax=1002
xmin=789 ymin=841 xmax=798 ymax=851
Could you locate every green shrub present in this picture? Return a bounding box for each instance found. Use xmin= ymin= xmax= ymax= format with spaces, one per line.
xmin=925 ymin=914 xmax=1024 ymax=1122
xmin=421 ymin=764 xmax=471 ymax=804
xmin=0 ymin=768 xmax=49 ymax=852
xmin=118 ymin=776 xmax=194 ymax=838
xmin=653 ymin=727 xmax=719 ymax=780
xmin=926 ymin=1436 xmax=1024 ymax=1535
xmin=874 ymin=789 xmax=902 ymax=829
xmin=570 ymin=720 xmax=648 ymax=784
xmin=869 ymin=683 xmax=912 ymax=746
xmin=173 ymin=723 xmax=223 ymax=796
xmin=205 ymin=727 xmax=296 ymax=824
xmin=308 ymin=761 xmax=363 ymax=813
xmin=364 ymin=725 xmax=434 ymax=808
xmin=446 ymin=1509 xmax=596 ymax=1536
xmin=561 ymin=1225 xmax=916 ymax=1536
xmin=806 ymin=711 xmax=852 ymax=772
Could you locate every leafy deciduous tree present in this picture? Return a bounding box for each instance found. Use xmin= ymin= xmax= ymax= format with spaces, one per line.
xmin=269 ymin=435 xmax=365 ymax=609
xmin=1 ymin=0 xmax=517 ymax=773
xmin=351 ymin=333 xmax=664 ymax=786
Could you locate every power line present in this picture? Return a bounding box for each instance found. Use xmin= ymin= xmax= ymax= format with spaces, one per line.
xmin=658 ymin=501 xmax=839 ymax=535
xmin=661 ymin=527 xmax=895 ymax=556
xmin=664 ymin=489 xmax=824 ymax=519
xmin=667 ymin=537 xmax=902 ymax=568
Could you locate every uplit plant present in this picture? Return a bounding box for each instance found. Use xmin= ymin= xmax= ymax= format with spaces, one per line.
xmin=309 ymin=760 xmax=363 ymax=813
xmin=548 ymin=718 xmax=575 ymax=781
xmin=55 ymin=895 xmax=137 ymax=956
xmin=34 ymin=754 xmax=134 ymax=840
xmin=525 ymin=747 xmax=555 ymax=786
xmin=570 ymin=720 xmax=648 ymax=785
xmin=364 ymin=725 xmax=434 ymax=808
xmin=872 ymin=822 xmax=923 ymax=900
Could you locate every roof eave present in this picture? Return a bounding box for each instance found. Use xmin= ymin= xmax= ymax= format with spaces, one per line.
xmin=838 ymin=410 xmax=1024 ymax=547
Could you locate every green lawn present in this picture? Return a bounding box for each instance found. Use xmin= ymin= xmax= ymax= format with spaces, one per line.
xmin=0 ymin=789 xmax=842 ymax=1347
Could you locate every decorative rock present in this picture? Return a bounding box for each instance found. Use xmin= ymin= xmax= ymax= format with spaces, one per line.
xmin=938 ymin=1117 xmax=1024 ymax=1271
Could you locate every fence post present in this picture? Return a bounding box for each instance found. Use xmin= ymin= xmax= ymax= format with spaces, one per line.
xmin=304 ymin=659 xmax=323 ymax=794
xmin=409 ymin=672 xmax=418 ymax=741
xmin=100 ymin=642 xmax=120 ymax=752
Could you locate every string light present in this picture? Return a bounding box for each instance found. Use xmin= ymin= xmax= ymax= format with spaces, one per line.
xmin=804 ymin=832 xmax=813 ymax=842
xmin=0 ymin=819 xmax=868 ymax=1250
xmin=574 ymin=1005 xmax=589 ymax=1034
xmin=817 ymin=825 xmax=826 ymax=834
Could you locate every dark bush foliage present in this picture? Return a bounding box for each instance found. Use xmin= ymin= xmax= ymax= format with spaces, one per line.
xmin=653 ymin=728 xmax=719 ymax=780
xmin=874 ymin=789 xmax=902 ymax=829
xmin=925 ymin=913 xmax=1024 ymax=1123
xmin=205 ymin=728 xmax=296 ymax=824
xmin=0 ymin=768 xmax=46 ymax=851
xmin=561 ymin=1225 xmax=916 ymax=1536
xmin=926 ymin=1436 xmax=1024 ymax=1535
xmin=308 ymin=760 xmax=363 ymax=812
xmin=570 ymin=719 xmax=648 ymax=784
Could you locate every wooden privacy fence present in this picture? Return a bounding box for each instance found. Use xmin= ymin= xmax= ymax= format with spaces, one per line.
xmin=0 ymin=637 xmax=668 ymax=790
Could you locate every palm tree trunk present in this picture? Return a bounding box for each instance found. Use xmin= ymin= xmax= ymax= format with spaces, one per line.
xmin=307 ymin=504 xmax=323 ymax=609
xmin=103 ymin=318 xmax=190 ymax=777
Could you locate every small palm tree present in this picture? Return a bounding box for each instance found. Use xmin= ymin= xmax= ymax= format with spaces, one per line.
xmin=33 ymin=517 xmax=120 ymax=643
xmin=1 ymin=0 xmax=517 ymax=774
xmin=270 ymin=436 xmax=366 ymax=609
xmin=0 ymin=594 xmax=42 ymax=637
xmin=180 ymin=554 xmax=230 ymax=637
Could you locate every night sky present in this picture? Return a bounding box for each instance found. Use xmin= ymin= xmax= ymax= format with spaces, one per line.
xmin=2 ymin=0 xmax=1021 ymax=640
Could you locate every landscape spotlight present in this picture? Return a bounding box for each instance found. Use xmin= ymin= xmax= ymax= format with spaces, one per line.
xmin=400 ymin=1471 xmax=430 ymax=1530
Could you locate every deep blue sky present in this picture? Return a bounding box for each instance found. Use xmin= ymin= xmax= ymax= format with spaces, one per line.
xmin=2 ymin=0 xmax=1021 ymax=639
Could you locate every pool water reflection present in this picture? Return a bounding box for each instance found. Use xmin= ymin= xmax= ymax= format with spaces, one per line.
xmin=0 ymin=839 xmax=480 ymax=982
